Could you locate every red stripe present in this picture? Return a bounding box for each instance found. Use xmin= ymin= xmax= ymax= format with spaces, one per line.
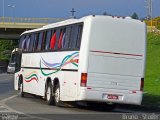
xmin=90 ymin=50 xmax=143 ymax=57
xmin=25 ymin=77 xmax=38 ymax=83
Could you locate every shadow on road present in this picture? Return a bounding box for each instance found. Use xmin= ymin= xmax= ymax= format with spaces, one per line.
xmin=18 ymin=93 xmax=160 ymax=113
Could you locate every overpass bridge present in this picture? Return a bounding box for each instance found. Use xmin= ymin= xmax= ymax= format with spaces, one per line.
xmin=0 ymin=17 xmax=64 ymax=40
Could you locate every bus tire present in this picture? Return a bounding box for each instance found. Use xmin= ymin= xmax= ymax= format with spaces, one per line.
xmin=18 ymin=76 xmax=22 ymax=90
xmin=18 ymin=80 xmax=21 ymax=91
xmin=46 ymin=82 xmax=54 ymax=105
xmin=20 ymin=83 xmax=24 ymax=97
xmin=54 ymin=84 xmax=61 ymax=107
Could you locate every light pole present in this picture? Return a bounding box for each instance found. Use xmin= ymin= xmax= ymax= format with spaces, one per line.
xmin=2 ymin=0 xmax=5 ymax=22
xmin=8 ymin=5 xmax=16 ymax=8
xmin=2 ymin=0 xmax=5 ymax=18
xmin=145 ymin=0 xmax=153 ymax=26
xmin=8 ymin=5 xmax=16 ymax=17
xmin=150 ymin=0 xmax=153 ymax=27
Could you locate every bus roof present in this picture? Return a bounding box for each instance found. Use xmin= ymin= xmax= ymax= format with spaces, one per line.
xmin=21 ymin=16 xmax=89 ymax=36
xmin=21 ymin=15 xmax=143 ymax=36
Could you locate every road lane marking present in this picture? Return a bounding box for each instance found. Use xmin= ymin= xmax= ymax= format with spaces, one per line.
xmin=0 ymin=105 xmax=10 ymax=113
xmin=0 ymin=95 xmax=24 ymax=114
xmin=0 ymin=94 xmax=52 ymax=120
xmin=0 ymin=95 xmax=17 ymax=103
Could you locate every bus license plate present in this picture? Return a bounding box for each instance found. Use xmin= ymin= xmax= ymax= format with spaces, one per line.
xmin=107 ymin=94 xmax=119 ymax=100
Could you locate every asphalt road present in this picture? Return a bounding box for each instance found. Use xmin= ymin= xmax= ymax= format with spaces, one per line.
xmin=0 ymin=73 xmax=159 ymax=120
xmin=0 ymin=73 xmax=15 ymax=100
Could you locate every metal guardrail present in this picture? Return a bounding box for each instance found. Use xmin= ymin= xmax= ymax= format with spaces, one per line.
xmin=145 ymin=20 xmax=160 ymax=28
xmin=0 ymin=17 xmax=64 ymax=24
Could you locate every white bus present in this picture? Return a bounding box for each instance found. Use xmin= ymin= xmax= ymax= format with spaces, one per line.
xmin=14 ymin=15 xmax=146 ymax=108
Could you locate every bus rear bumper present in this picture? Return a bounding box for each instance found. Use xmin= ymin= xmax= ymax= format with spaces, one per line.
xmin=77 ymin=88 xmax=143 ymax=105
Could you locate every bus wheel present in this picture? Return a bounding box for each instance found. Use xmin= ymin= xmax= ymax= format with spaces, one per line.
xmin=18 ymin=81 xmax=21 ymax=90
xmin=54 ymin=84 xmax=61 ymax=107
xmin=46 ymin=82 xmax=54 ymax=105
xmin=20 ymin=83 xmax=24 ymax=97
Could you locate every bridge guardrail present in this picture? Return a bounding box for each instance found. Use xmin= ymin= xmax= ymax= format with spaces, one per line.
xmin=0 ymin=17 xmax=64 ymax=24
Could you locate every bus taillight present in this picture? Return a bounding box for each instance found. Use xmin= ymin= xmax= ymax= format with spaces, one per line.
xmin=80 ymin=73 xmax=87 ymax=87
xmin=140 ymin=78 xmax=144 ymax=91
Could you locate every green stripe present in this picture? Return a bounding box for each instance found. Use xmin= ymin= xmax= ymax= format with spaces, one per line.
xmin=40 ymin=60 xmax=60 ymax=76
xmin=72 ymin=62 xmax=78 ymax=67
xmin=40 ymin=52 xmax=79 ymax=76
xmin=25 ymin=74 xmax=38 ymax=80
xmin=61 ymin=55 xmax=71 ymax=65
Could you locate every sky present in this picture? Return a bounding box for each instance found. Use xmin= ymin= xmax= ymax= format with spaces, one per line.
xmin=0 ymin=0 xmax=160 ymax=19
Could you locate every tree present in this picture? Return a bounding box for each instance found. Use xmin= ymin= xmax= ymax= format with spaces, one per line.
xmin=0 ymin=40 xmax=18 ymax=61
xmin=102 ymin=11 xmax=112 ymax=16
xmin=131 ymin=12 xmax=139 ymax=19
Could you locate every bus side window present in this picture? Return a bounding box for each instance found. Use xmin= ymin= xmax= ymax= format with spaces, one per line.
xmin=21 ymin=36 xmax=27 ymax=51
xmin=58 ymin=29 xmax=64 ymax=50
xmin=69 ymin=25 xmax=79 ymax=49
xmin=23 ymin=34 xmax=29 ymax=52
xmin=19 ymin=35 xmax=26 ymax=49
xmin=50 ymin=30 xmax=56 ymax=50
xmin=45 ymin=30 xmax=52 ymax=50
xmin=33 ymin=33 xmax=39 ymax=51
xmin=61 ymin=29 xmax=66 ymax=49
xmin=41 ymin=32 xmax=47 ymax=51
xmin=37 ymin=32 xmax=43 ymax=51
xmin=76 ymin=25 xmax=83 ymax=49
xmin=63 ymin=26 xmax=72 ymax=50
xmin=54 ymin=29 xmax=60 ymax=51
xmin=26 ymin=35 xmax=31 ymax=51
xmin=29 ymin=33 xmax=35 ymax=52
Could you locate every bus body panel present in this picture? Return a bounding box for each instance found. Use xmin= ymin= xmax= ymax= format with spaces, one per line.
xmin=77 ymin=16 xmax=146 ymax=105
xmin=14 ymin=73 xmax=20 ymax=90
xmin=14 ymin=15 xmax=146 ymax=106
xmin=78 ymin=88 xmax=143 ymax=105
xmin=20 ymin=51 xmax=79 ymax=100
xmin=89 ymin=17 xmax=146 ymax=56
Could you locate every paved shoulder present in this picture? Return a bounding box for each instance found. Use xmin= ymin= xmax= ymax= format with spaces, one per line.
xmin=0 ymin=73 xmax=14 ymax=81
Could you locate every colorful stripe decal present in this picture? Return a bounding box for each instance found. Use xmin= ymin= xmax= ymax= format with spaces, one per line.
xmin=24 ymin=71 xmax=38 ymax=83
xmin=40 ymin=52 xmax=79 ymax=76
xmin=90 ymin=50 xmax=143 ymax=57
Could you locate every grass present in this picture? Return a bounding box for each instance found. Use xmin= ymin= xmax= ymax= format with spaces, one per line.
xmin=142 ymin=33 xmax=160 ymax=106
